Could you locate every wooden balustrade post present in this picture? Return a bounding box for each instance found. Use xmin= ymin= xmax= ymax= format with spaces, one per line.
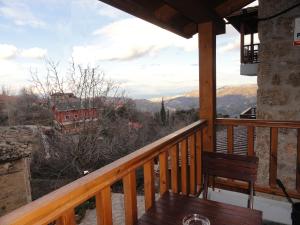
xmin=270 ymin=127 xmax=278 ymax=188
xmin=144 ymin=160 xmax=155 ymax=211
xmin=159 ymin=151 xmax=169 ymax=195
xmin=57 ymin=209 xmax=76 ymax=225
xmin=247 ymin=126 xmax=255 ymax=156
xmin=171 ymin=144 xmax=179 ymax=193
xmin=297 ymin=129 xmax=300 ymax=192
xmin=123 ymin=171 xmax=137 ymax=225
xmin=196 ymin=130 xmax=203 ymax=189
xmin=96 ymin=186 xmax=113 ymax=225
xmin=189 ymin=134 xmax=196 ymax=195
xmin=227 ymin=125 xmax=234 ymax=154
xmin=181 ymin=139 xmax=188 ymax=195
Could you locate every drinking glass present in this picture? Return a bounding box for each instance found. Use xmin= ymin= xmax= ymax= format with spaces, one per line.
xmin=182 ymin=214 xmax=210 ymax=225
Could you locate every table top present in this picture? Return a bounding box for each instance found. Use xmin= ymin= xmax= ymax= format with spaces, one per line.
xmin=137 ymin=193 xmax=262 ymax=225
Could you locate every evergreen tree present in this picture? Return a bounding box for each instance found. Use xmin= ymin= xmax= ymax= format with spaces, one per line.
xmin=160 ymin=98 xmax=166 ymax=126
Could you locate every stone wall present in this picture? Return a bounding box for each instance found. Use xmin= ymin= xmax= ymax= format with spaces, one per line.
xmin=256 ymin=0 xmax=300 ymax=189
xmin=0 ymin=158 xmax=31 ymax=216
xmin=0 ymin=126 xmax=38 ymax=216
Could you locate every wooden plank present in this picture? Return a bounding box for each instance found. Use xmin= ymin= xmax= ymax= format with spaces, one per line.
xmin=0 ymin=120 xmax=208 ymax=225
xmin=247 ymin=126 xmax=255 ymax=156
xmin=123 ymin=171 xmax=137 ymax=225
xmin=189 ymin=134 xmax=196 ymax=195
xmin=198 ymin=21 xmax=216 ymax=152
xmin=159 ymin=151 xmax=169 ymax=195
xmin=216 ymin=118 xmax=300 ymax=129
xmin=170 ymin=144 xmax=179 ymax=193
xmin=227 ymin=125 xmax=234 ymax=154
xmin=181 ymin=139 xmax=188 ymax=195
xmin=96 ymin=186 xmax=112 ymax=225
xmin=269 ymin=127 xmax=278 ymax=188
xmin=196 ymin=130 xmax=203 ymax=188
xmin=143 ymin=160 xmax=155 ymax=211
xmin=297 ymin=129 xmax=300 ymax=192
xmin=56 ymin=209 xmax=76 ymax=225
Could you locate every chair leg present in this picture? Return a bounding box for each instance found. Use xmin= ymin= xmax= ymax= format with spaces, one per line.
xmin=248 ymin=181 xmax=254 ymax=209
xmin=203 ymin=175 xmax=208 ymax=199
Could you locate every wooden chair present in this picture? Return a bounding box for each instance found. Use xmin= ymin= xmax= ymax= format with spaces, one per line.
xmin=202 ymin=152 xmax=259 ymax=209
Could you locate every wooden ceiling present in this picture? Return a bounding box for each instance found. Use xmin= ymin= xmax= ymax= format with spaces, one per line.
xmin=99 ymin=0 xmax=255 ymax=38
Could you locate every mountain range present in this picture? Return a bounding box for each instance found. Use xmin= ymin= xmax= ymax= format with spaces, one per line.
xmin=134 ymin=84 xmax=257 ymax=117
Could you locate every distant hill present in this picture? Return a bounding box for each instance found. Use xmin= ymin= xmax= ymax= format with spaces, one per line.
xmin=134 ymin=84 xmax=257 ymax=117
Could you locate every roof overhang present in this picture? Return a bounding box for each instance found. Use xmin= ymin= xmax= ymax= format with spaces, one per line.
xmin=99 ymin=0 xmax=255 ymax=38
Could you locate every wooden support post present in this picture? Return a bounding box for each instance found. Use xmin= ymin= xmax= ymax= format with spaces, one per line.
xmin=198 ymin=22 xmax=216 ymax=152
xmin=240 ymin=23 xmax=245 ymax=63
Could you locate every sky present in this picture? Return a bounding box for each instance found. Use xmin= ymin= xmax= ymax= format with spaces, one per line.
xmin=0 ymin=0 xmax=258 ymax=99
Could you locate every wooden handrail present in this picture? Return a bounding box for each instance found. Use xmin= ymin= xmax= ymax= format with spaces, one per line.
xmin=0 ymin=120 xmax=207 ymax=225
xmin=216 ymin=118 xmax=300 ymax=128
xmin=215 ymin=118 xmax=300 ymax=199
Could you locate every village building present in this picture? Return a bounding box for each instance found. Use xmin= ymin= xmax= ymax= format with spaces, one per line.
xmin=51 ymin=93 xmax=98 ymax=133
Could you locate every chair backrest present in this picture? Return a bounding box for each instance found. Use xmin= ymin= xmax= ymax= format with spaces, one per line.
xmin=202 ymin=152 xmax=259 ymax=208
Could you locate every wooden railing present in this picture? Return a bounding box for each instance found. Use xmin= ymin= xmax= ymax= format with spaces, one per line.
xmin=0 ymin=120 xmax=207 ymax=225
xmin=215 ymin=118 xmax=300 ymax=199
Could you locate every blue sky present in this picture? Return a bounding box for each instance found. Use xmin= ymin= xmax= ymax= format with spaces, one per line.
xmin=0 ymin=0 xmax=257 ymax=99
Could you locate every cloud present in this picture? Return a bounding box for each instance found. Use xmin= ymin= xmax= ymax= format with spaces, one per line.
xmin=72 ymin=18 xmax=197 ymax=64
xmin=96 ymin=1 xmax=127 ymax=19
xmin=218 ymin=39 xmax=240 ymax=53
xmin=0 ymin=1 xmax=46 ymax=28
xmin=0 ymin=44 xmax=18 ymax=59
xmin=20 ymin=48 xmax=47 ymax=59
xmin=0 ymin=43 xmax=47 ymax=60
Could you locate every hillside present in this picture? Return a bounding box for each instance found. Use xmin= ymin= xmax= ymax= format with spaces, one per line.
xmin=134 ymin=84 xmax=257 ymax=117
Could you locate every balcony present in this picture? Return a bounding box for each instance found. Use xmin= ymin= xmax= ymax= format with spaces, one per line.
xmin=1 ymin=119 xmax=300 ymax=224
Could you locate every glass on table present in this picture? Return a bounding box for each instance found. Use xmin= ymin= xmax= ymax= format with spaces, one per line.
xmin=182 ymin=214 xmax=210 ymax=225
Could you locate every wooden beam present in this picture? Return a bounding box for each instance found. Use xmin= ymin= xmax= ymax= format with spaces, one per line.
xmin=198 ymin=22 xmax=216 ymax=152
xmin=215 ymin=0 xmax=255 ymax=18
xmin=163 ymin=0 xmax=225 ymax=34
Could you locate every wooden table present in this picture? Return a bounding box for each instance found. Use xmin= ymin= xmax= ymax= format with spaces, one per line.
xmin=137 ymin=193 xmax=262 ymax=225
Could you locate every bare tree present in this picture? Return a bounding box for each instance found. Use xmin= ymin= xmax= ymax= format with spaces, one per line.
xmin=30 ymin=59 xmax=138 ymax=183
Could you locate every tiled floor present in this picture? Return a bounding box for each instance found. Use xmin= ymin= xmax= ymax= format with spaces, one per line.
xmin=263 ymin=221 xmax=288 ymax=225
